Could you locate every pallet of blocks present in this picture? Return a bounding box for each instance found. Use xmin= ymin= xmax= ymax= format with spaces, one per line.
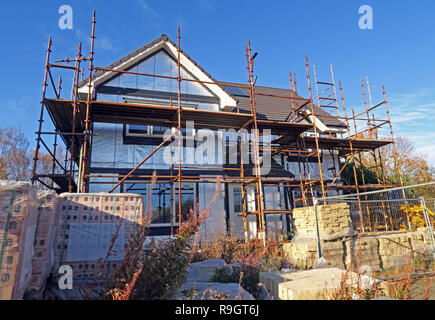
xmin=53 ymin=193 xmax=144 ymax=284
xmin=24 ymin=191 xmax=58 ymax=299
xmin=0 ymin=180 xmax=38 ymax=300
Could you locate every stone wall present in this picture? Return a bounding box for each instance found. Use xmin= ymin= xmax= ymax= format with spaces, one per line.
xmin=293 ymin=203 xmax=353 ymax=237
xmin=285 ymin=203 xmax=434 ymax=271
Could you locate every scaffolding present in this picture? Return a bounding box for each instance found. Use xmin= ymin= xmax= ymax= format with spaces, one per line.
xmin=31 ymin=10 xmax=407 ymax=241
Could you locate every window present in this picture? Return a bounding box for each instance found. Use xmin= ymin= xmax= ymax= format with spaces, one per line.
xmin=233 ymin=187 xmax=243 ymax=213
xmin=126 ymin=124 xmax=149 ymax=135
xmin=125 ymin=182 xmax=195 ymax=225
xmin=1 ymin=274 xmax=10 ymax=283
xmin=6 ymin=256 xmax=13 ymax=265
xmin=125 ymin=121 xmax=196 ymax=139
xmin=125 ymin=124 xmax=172 ymax=138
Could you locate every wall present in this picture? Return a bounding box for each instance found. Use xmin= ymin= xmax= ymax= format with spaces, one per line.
xmin=285 ymin=203 xmax=434 ymax=271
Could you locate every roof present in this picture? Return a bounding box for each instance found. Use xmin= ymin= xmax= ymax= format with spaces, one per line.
xmin=79 ymin=34 xmax=345 ymax=128
xmin=222 ymin=82 xmax=345 ymax=128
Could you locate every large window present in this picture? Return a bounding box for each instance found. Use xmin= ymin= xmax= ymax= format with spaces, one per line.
xmin=125 ymin=182 xmax=195 ymax=225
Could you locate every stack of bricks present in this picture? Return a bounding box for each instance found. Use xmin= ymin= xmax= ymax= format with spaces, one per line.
xmin=284 ymin=241 xmax=318 ymax=270
xmin=0 ymin=181 xmax=38 ymax=300
xmin=293 ymin=203 xmax=353 ymax=237
xmin=25 ymin=191 xmax=58 ymax=299
xmin=53 ymin=193 xmax=144 ymax=282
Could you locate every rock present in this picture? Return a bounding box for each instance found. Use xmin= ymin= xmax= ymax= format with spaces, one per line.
xmin=227 ymin=262 xmax=242 ymax=273
xmin=177 ymin=282 xmax=255 ymax=300
xmin=313 ymin=257 xmax=330 ymax=269
xmin=358 ymin=265 xmax=374 ymax=277
xmin=256 ymin=283 xmax=271 ymax=300
xmin=352 ymin=293 xmax=362 ymax=300
xmin=186 ymin=259 xmax=226 ymax=283
xmin=260 ymin=268 xmax=382 ymax=300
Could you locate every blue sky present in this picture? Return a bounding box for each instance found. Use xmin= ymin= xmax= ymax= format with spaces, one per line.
xmin=0 ymin=0 xmax=434 ymax=165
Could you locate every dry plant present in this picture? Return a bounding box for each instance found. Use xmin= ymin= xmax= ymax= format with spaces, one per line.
xmin=194 ymin=235 xmax=285 ymax=270
xmin=201 ymin=287 xmax=230 ymax=300
xmin=386 ymin=252 xmax=414 ymax=300
xmin=104 ymin=178 xmax=222 ymax=300
xmin=103 ymin=172 xmax=158 ymax=300
xmin=421 ymin=272 xmax=435 ymax=300
xmin=329 ymin=258 xmax=355 ymax=300
xmin=329 ymin=235 xmax=383 ymax=300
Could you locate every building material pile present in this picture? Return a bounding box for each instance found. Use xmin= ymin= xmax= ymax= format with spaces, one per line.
xmin=293 ymin=203 xmax=353 ymax=237
xmin=285 ymin=203 xmax=435 ymax=271
xmin=259 ymin=267 xmax=380 ymax=300
xmin=25 ymin=191 xmax=58 ymax=299
xmin=0 ymin=181 xmax=38 ymax=300
xmin=53 ymin=193 xmax=144 ymax=282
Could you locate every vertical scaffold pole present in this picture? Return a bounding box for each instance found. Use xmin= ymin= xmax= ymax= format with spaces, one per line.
xmin=80 ymin=10 xmax=96 ymax=193
xmin=305 ymin=57 xmax=325 ymax=198
xmin=32 ymin=37 xmax=52 ymax=185
xmin=69 ymin=42 xmax=83 ymax=193
xmin=246 ymin=41 xmax=266 ymax=245
xmin=339 ymin=81 xmax=365 ymax=233
xmin=383 ymin=86 xmax=410 ymax=229
xmin=177 ymin=26 xmax=183 ymax=227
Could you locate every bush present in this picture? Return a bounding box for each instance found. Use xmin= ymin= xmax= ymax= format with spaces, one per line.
xmin=103 ymin=180 xmax=222 ymax=300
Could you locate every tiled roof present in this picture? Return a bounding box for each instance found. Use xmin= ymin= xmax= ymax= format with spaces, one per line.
xmin=222 ymin=82 xmax=345 ymax=127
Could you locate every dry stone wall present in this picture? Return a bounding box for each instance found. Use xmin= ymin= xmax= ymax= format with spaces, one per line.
xmin=286 ymin=203 xmax=434 ymax=271
xmin=293 ymin=203 xmax=353 ymax=237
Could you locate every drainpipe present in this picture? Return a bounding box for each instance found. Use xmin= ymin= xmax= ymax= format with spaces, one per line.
xmin=313 ymin=197 xmax=322 ymax=259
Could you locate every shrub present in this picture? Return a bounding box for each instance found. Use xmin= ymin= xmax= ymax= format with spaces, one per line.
xmin=103 ymin=179 xmax=221 ymax=300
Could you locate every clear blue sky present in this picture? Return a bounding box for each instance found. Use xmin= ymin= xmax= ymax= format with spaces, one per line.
xmin=0 ymin=0 xmax=434 ymax=165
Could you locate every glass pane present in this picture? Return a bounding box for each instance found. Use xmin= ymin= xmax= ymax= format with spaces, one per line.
xmin=128 ymin=125 xmax=148 ymax=134
xmin=233 ymin=187 xmax=242 ymax=213
xmin=175 ymin=183 xmax=194 ymax=222
xmin=154 ymin=51 xmax=173 ymax=92
xmin=137 ymin=55 xmax=155 ymax=90
xmin=119 ymin=65 xmax=138 ymax=88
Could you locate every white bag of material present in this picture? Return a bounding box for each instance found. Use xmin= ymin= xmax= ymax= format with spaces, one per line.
xmin=0 ymin=180 xmax=38 ymax=300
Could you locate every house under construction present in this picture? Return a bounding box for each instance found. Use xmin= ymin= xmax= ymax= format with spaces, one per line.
xmin=31 ymin=11 xmax=405 ymax=243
